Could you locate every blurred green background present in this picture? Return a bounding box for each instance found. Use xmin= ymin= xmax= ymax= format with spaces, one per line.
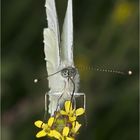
xmin=1 ymin=0 xmax=139 ymax=140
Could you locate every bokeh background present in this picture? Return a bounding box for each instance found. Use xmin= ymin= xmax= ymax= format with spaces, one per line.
xmin=1 ymin=0 xmax=139 ymax=140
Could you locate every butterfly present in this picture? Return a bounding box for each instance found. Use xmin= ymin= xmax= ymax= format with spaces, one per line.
xmin=43 ymin=0 xmax=86 ymax=116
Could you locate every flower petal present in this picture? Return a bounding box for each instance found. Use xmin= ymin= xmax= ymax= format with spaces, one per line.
xmin=66 ymin=137 xmax=74 ymax=140
xmin=36 ymin=130 xmax=47 ymax=138
xmin=72 ymin=121 xmax=81 ymax=133
xmin=75 ymin=108 xmax=85 ymax=116
xmin=62 ymin=127 xmax=69 ymax=137
xmin=52 ymin=130 xmax=62 ymax=139
xmin=60 ymin=110 xmax=67 ymax=115
xmin=47 ymin=130 xmax=54 ymax=137
xmin=71 ymin=109 xmax=76 ymax=114
xmin=69 ymin=116 xmax=76 ymax=122
xmin=48 ymin=117 xmax=54 ymax=127
xmin=34 ymin=120 xmax=45 ymax=128
xmin=65 ymin=101 xmax=72 ymax=113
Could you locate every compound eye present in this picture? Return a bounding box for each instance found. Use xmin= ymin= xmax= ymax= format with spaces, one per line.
xmin=69 ymin=68 xmax=76 ymax=77
xmin=61 ymin=69 xmax=69 ymax=78
xmin=64 ymin=70 xmax=68 ymax=76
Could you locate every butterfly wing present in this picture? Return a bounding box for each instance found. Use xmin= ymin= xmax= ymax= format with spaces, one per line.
xmin=44 ymin=0 xmax=61 ymax=91
xmin=44 ymin=0 xmax=63 ymax=115
xmin=60 ymin=0 xmax=74 ymax=66
xmin=45 ymin=0 xmax=60 ymax=43
xmin=44 ymin=0 xmax=60 ymax=75
xmin=60 ymin=0 xmax=79 ymax=91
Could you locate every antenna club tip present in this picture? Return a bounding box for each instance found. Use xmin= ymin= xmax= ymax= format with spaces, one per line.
xmin=128 ymin=70 xmax=132 ymax=75
xmin=34 ymin=79 xmax=38 ymax=83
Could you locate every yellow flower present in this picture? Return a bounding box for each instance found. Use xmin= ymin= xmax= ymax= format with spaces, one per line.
xmin=60 ymin=101 xmax=85 ymax=122
xmin=34 ymin=117 xmax=54 ymax=138
xmin=71 ymin=121 xmax=81 ymax=136
xmin=34 ymin=101 xmax=85 ymax=139
xmin=52 ymin=127 xmax=74 ymax=140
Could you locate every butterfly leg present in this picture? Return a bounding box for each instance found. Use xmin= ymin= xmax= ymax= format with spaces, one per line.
xmin=74 ymin=92 xmax=87 ymax=126
xmin=55 ymin=81 xmax=67 ymax=112
xmin=74 ymin=93 xmax=86 ymax=110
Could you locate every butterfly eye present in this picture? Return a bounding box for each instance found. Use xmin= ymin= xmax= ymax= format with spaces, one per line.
xmin=69 ymin=68 xmax=76 ymax=78
xmin=61 ymin=68 xmax=69 ymax=78
xmin=61 ymin=67 xmax=77 ymax=78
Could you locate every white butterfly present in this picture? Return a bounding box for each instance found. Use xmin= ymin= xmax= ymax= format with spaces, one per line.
xmin=44 ymin=0 xmax=85 ymax=115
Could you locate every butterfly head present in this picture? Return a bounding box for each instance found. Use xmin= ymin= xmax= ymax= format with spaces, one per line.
xmin=61 ymin=67 xmax=77 ymax=78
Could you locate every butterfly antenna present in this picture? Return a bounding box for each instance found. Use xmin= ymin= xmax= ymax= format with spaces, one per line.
xmin=69 ymin=77 xmax=76 ymax=104
xmin=93 ymin=67 xmax=132 ymax=76
xmin=55 ymin=81 xmax=67 ymax=112
xmin=33 ymin=69 xmax=62 ymax=83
